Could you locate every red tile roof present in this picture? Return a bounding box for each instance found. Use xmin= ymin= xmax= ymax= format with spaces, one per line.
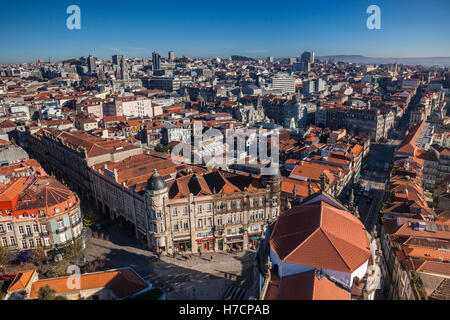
xmin=270 ymin=200 xmax=370 ymax=273
xmin=29 ymin=268 xmax=149 ymax=299
xmin=277 ymin=270 xmax=350 ymax=300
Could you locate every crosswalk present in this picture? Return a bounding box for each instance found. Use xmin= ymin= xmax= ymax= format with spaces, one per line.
xmin=223 ymin=285 xmax=247 ymax=300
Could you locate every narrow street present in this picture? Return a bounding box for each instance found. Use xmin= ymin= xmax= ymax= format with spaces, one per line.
xmin=357 ymin=136 xmax=404 ymax=231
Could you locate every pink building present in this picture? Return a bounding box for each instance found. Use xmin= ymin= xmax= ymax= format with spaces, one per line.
xmin=77 ymin=99 xmax=104 ymax=119
xmin=102 ymin=96 xmax=163 ymax=119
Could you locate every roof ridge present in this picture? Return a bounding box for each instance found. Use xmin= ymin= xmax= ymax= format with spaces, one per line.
xmin=283 ymin=228 xmax=321 ymax=262
xmin=319 ymin=229 xmax=352 ymax=272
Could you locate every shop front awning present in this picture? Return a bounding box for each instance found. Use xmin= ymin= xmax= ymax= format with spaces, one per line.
xmin=173 ymin=237 xmax=191 ymax=242
xmin=226 ymin=235 xmax=244 ymax=243
xmin=196 ymin=237 xmax=215 ymax=242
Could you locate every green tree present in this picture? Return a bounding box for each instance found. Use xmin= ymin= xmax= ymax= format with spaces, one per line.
xmin=0 ymin=246 xmax=10 ymax=273
xmin=64 ymin=241 xmax=83 ymax=262
xmin=30 ymin=246 xmax=46 ymax=266
xmin=38 ymin=285 xmax=56 ymax=300
xmin=84 ymin=208 xmax=99 ymax=227
xmin=154 ymin=144 xmax=173 ymax=153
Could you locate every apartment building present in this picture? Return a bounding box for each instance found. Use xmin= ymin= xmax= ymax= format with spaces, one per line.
xmin=26 ymin=128 xmax=142 ymax=198
xmin=0 ymin=161 xmax=84 ymax=254
xmin=103 ymin=96 xmax=163 ymax=118
xmin=271 ymin=74 xmax=296 ymax=93
xmin=319 ymin=107 xmax=394 ymax=142
xmin=74 ymin=113 xmax=99 ymax=132
xmin=89 ymin=153 xmax=281 ymax=254
xmin=76 ymin=99 xmax=104 ymax=119
xmin=380 ymin=217 xmax=450 ymax=300
xmin=281 ymin=135 xmax=365 ymax=208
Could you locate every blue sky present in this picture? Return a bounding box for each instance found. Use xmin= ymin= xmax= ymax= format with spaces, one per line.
xmin=1 ymin=0 xmax=449 ymax=64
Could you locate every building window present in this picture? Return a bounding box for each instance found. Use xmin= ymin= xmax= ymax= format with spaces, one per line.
xmin=250 ymin=213 xmax=255 ymax=222
xmin=2 ymin=237 xmax=7 ymax=247
xmin=22 ymin=239 xmax=27 ymax=249
xmin=173 ymin=208 xmax=178 ymax=217
xmin=183 ymin=221 xmax=189 ymax=230
xmin=236 ymin=200 xmax=241 ymax=210
xmin=10 ymin=236 xmax=16 ymax=246
xmin=250 ymin=199 xmax=254 ymax=207
xmin=197 ymin=206 xmax=202 ymax=214
xmin=259 ymin=198 xmax=264 ymax=206
xmin=197 ymin=219 xmax=203 ymax=228
xmin=217 ymin=216 xmax=222 ymax=226
xmin=44 ymin=238 xmax=50 ymax=247
xmin=272 ymin=208 xmax=278 ymax=218
xmin=0 ymin=225 xmax=4 ymax=233
xmin=174 ymin=223 xmax=179 ymax=232
xmin=227 ymin=202 xmax=232 ymax=210
xmin=207 ymin=218 xmax=212 ymax=227
xmin=57 ymin=220 xmax=64 ymax=230
xmin=18 ymin=226 xmax=24 ymax=234
xmin=29 ymin=239 xmax=34 ymax=248
xmin=183 ymin=207 xmax=188 ymax=215
xmin=33 ymin=224 xmax=39 ymax=233
xmin=207 ymin=204 xmax=212 ymax=212
xmin=36 ymin=239 xmax=42 ymax=247
xmin=60 ymin=233 xmax=66 ymax=243
xmin=26 ymin=225 xmax=32 ymax=235
xmin=6 ymin=224 xmax=12 ymax=232
xmin=41 ymin=224 xmax=47 ymax=233
xmin=228 ymin=215 xmax=233 ymax=225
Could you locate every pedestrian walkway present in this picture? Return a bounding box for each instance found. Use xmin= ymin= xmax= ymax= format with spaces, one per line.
xmin=83 ymin=224 xmax=256 ymax=300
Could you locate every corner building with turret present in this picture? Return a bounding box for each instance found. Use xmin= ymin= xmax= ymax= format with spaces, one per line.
xmin=90 ymin=153 xmax=281 ymax=255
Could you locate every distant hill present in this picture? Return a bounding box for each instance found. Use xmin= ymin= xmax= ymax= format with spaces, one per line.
xmin=316 ymin=55 xmax=450 ymax=67
xmin=230 ymin=55 xmax=257 ymax=62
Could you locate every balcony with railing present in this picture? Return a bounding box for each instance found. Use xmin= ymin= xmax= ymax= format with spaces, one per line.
xmin=72 ymin=218 xmax=82 ymax=228
xmin=55 ymin=227 xmax=68 ymax=234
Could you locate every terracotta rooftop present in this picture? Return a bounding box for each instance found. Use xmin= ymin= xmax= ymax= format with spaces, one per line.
xmin=276 ymin=270 xmax=350 ymax=300
xmin=270 ymin=197 xmax=370 ymax=273
xmin=29 ymin=268 xmax=149 ymax=299
xmin=7 ymin=270 xmax=36 ymax=293
xmin=397 ymin=121 xmax=426 ymax=155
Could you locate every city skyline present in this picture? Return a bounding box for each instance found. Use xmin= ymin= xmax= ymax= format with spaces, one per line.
xmin=1 ymin=0 xmax=450 ymax=64
xmin=1 ymin=0 xmax=450 ymax=304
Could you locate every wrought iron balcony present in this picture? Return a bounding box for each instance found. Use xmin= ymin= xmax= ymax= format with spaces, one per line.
xmin=55 ymin=227 xmax=67 ymax=234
